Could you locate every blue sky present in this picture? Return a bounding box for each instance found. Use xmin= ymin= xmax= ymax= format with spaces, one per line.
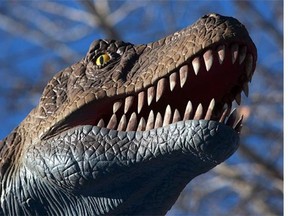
xmin=0 ymin=1 xmax=282 ymax=139
xmin=0 ymin=1 xmax=283 ymax=214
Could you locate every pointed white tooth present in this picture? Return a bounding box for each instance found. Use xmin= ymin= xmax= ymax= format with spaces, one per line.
xmin=124 ymin=96 xmax=134 ymax=114
xmin=231 ymin=44 xmax=239 ymax=64
xmin=235 ymin=93 xmax=241 ymax=105
xmin=156 ymin=77 xmax=167 ymax=102
xmin=179 ymin=65 xmax=189 ymax=88
xmin=107 ymin=114 xmax=117 ymax=129
xmin=172 ymin=109 xmax=181 ymax=123
xmin=147 ymin=86 xmax=155 ymax=106
xmin=192 ymin=57 xmax=200 ymax=75
xmin=113 ymin=101 xmax=123 ymax=113
xmin=126 ymin=112 xmax=137 ymax=131
xmin=145 ymin=110 xmax=154 ymax=130
xmin=234 ymin=115 xmax=243 ymax=133
xmin=163 ymin=105 xmax=172 ymax=126
xmin=204 ymin=98 xmax=215 ymax=120
xmin=239 ymin=46 xmax=247 ymax=64
xmin=137 ymin=117 xmax=146 ymax=131
xmin=226 ymin=108 xmax=237 ymax=127
xmin=219 ymin=105 xmax=231 ymax=123
xmin=203 ymin=50 xmax=213 ymax=71
xmin=245 ymin=54 xmax=254 ymax=81
xmin=183 ymin=101 xmax=193 ymax=120
xmin=217 ymin=45 xmax=225 ymax=64
xmin=97 ymin=119 xmax=105 ymax=127
xmin=154 ymin=112 xmax=163 ymax=128
xmin=243 ymin=82 xmax=249 ymax=97
xmin=169 ymin=72 xmax=178 ymax=91
xmin=138 ymin=91 xmax=145 ymax=113
xmin=193 ymin=103 xmax=203 ymax=120
xmin=117 ymin=114 xmax=127 ymax=131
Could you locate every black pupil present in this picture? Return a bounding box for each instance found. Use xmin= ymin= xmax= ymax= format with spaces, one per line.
xmin=100 ymin=56 xmax=104 ymax=65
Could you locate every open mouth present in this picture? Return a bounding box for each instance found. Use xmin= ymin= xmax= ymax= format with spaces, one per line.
xmin=85 ymin=41 xmax=255 ymax=134
xmin=55 ymin=41 xmax=255 ymax=138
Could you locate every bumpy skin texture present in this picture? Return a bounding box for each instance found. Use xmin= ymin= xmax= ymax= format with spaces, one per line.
xmin=0 ymin=14 xmax=256 ymax=215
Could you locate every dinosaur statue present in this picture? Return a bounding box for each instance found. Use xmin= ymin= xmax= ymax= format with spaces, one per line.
xmin=0 ymin=13 xmax=257 ymax=215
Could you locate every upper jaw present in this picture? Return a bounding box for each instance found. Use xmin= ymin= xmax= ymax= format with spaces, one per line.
xmin=81 ymin=15 xmax=256 ymax=133
xmin=40 ymin=14 xmax=256 ymax=139
xmin=87 ymin=40 xmax=255 ymax=134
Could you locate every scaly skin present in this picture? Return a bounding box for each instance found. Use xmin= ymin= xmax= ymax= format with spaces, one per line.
xmin=0 ymin=14 xmax=256 ymax=215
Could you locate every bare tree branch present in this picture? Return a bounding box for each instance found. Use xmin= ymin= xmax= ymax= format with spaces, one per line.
xmin=0 ymin=13 xmax=80 ymax=61
xmin=0 ymin=1 xmax=283 ymax=215
xmin=80 ymin=0 xmax=121 ymax=40
xmin=236 ymin=1 xmax=283 ymax=47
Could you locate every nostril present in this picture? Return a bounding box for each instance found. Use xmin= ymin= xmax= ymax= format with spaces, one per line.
xmin=202 ymin=13 xmax=220 ymax=19
xmin=208 ymin=13 xmax=220 ymax=18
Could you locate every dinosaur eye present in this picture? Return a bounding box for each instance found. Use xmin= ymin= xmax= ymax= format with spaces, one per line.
xmin=95 ymin=53 xmax=111 ymax=67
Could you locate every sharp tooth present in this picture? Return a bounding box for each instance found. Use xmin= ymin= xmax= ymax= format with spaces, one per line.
xmin=147 ymin=86 xmax=155 ymax=106
xmin=138 ymin=91 xmax=145 ymax=113
xmin=203 ymin=50 xmax=213 ymax=71
xmin=245 ymin=54 xmax=254 ymax=81
xmin=234 ymin=115 xmax=243 ymax=133
xmin=117 ymin=114 xmax=127 ymax=131
xmin=243 ymin=82 xmax=249 ymax=97
xmin=97 ymin=119 xmax=105 ymax=127
xmin=226 ymin=108 xmax=237 ymax=127
xmin=231 ymin=44 xmax=239 ymax=64
xmin=179 ymin=65 xmax=189 ymax=87
xmin=126 ymin=112 xmax=137 ymax=131
xmin=163 ymin=105 xmax=172 ymax=126
xmin=239 ymin=46 xmax=247 ymax=64
xmin=169 ymin=72 xmax=178 ymax=91
xmin=156 ymin=77 xmax=167 ymax=102
xmin=192 ymin=57 xmax=200 ymax=75
xmin=124 ymin=96 xmax=134 ymax=114
xmin=235 ymin=93 xmax=241 ymax=105
xmin=146 ymin=110 xmax=154 ymax=130
xmin=172 ymin=109 xmax=181 ymax=123
xmin=193 ymin=103 xmax=203 ymax=120
xmin=219 ymin=104 xmax=231 ymax=123
xmin=107 ymin=114 xmax=117 ymax=129
xmin=204 ymin=98 xmax=215 ymax=120
xmin=217 ymin=45 xmax=225 ymax=64
xmin=154 ymin=112 xmax=163 ymax=128
xmin=183 ymin=101 xmax=193 ymax=120
xmin=137 ymin=117 xmax=146 ymax=131
xmin=113 ymin=101 xmax=123 ymax=113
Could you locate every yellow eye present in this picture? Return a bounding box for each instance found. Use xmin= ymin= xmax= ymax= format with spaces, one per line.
xmin=95 ymin=53 xmax=111 ymax=67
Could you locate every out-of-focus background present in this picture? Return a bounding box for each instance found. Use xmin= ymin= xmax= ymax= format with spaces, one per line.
xmin=0 ymin=1 xmax=283 ymax=215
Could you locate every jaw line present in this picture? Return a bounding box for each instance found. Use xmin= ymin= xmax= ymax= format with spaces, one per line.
xmin=89 ymin=119 xmax=240 ymax=165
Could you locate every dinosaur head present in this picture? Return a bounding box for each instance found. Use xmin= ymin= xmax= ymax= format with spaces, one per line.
xmin=38 ymin=13 xmax=256 ymax=162
xmin=1 ymin=14 xmax=257 ymax=215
